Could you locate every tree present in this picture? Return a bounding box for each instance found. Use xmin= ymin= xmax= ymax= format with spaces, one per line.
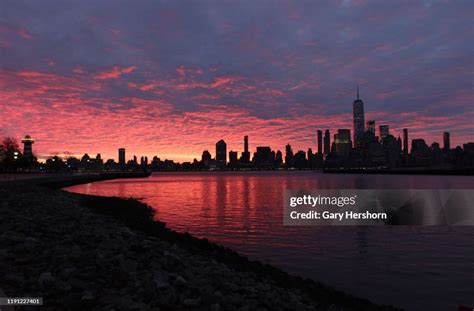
xmin=0 ymin=137 xmax=22 ymax=171
xmin=46 ymin=156 xmax=66 ymax=171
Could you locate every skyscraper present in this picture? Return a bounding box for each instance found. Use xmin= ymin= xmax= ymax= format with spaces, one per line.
xmin=241 ymin=135 xmax=250 ymax=163
xmin=216 ymin=139 xmax=227 ymax=167
xmin=403 ymin=128 xmax=409 ymax=154
xmin=317 ymin=130 xmax=323 ymax=154
xmin=324 ymin=129 xmax=330 ymax=155
xmin=229 ymin=151 xmax=238 ymax=166
xmin=118 ymin=148 xmax=126 ymax=169
xmin=255 ymin=146 xmax=273 ymax=168
xmin=353 ymin=83 xmax=365 ymax=149
xmin=379 ymin=125 xmax=389 ymax=141
xmin=275 ymin=150 xmax=283 ymax=166
xmin=334 ymin=129 xmax=352 ymax=157
xmin=366 ymin=120 xmax=375 ymax=134
xmin=443 ymin=132 xmax=450 ymax=151
xmin=285 ymin=144 xmax=294 ymax=167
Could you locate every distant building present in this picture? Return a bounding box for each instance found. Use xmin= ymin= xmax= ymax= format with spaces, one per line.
xmin=201 ymin=150 xmax=212 ymax=167
xmin=317 ymin=130 xmax=323 ymax=154
xmin=411 ymin=139 xmax=430 ymax=166
xmin=383 ymin=135 xmax=401 ymax=168
xmin=379 ymin=125 xmax=389 ymax=142
xmin=254 ymin=147 xmax=273 ymax=168
xmin=81 ymin=153 xmax=90 ymax=163
xmin=21 ymin=135 xmax=35 ymax=159
xmin=241 ymin=135 xmax=250 ymax=163
xmin=229 ymin=151 xmax=238 ymax=167
xmin=294 ymin=150 xmax=307 ymax=169
xmin=334 ymin=129 xmax=352 ymax=158
xmin=443 ymin=132 xmax=450 ymax=151
xmin=118 ymin=148 xmax=126 ymax=169
xmin=216 ymin=139 xmax=227 ymax=168
xmin=360 ymin=130 xmax=384 ymax=167
xmin=275 ymin=150 xmax=283 ymax=167
xmin=324 ymin=129 xmax=330 ymax=155
xmin=229 ymin=150 xmax=238 ymax=167
xmin=285 ymin=144 xmax=294 ymax=168
xmin=353 ymin=84 xmax=365 ymax=149
xmin=403 ymin=129 xmax=409 ymax=154
xmin=366 ymin=120 xmax=375 ymax=134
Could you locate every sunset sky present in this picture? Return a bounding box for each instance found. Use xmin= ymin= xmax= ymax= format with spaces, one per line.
xmin=1 ymin=0 xmax=473 ymax=162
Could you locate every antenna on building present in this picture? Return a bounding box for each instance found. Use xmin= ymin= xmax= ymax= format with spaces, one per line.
xmin=356 ymin=81 xmax=360 ymax=100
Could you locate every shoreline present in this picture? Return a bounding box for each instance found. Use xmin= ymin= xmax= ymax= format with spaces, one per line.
xmin=0 ymin=174 xmax=401 ymax=310
xmin=323 ymin=168 xmax=474 ymax=176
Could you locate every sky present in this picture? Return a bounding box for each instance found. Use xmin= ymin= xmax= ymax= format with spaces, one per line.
xmin=1 ymin=0 xmax=473 ymax=162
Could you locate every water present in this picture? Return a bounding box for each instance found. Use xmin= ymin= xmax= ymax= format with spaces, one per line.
xmin=65 ymin=171 xmax=474 ymax=310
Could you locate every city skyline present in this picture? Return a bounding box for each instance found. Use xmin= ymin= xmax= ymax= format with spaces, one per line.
xmin=5 ymin=84 xmax=472 ymax=164
xmin=1 ymin=1 xmax=473 ymax=162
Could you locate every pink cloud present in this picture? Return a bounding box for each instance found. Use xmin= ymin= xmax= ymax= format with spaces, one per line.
xmin=94 ymin=66 xmax=137 ymax=80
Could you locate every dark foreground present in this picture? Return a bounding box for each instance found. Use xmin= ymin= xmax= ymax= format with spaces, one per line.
xmin=0 ymin=175 xmax=400 ymax=310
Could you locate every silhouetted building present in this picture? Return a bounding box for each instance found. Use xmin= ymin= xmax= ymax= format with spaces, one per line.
xmin=317 ymin=130 xmax=323 ymax=154
xmin=361 ymin=130 xmax=384 ymax=167
xmin=229 ymin=151 xmax=238 ymax=167
xmin=139 ymin=156 xmax=148 ymax=167
xmin=379 ymin=125 xmax=389 ymax=142
xmin=443 ymin=132 xmax=450 ymax=151
xmin=411 ymin=139 xmax=430 ymax=167
xmin=353 ymin=84 xmax=365 ymax=149
xmin=462 ymin=143 xmax=474 ymax=167
xmin=118 ymin=148 xmax=126 ymax=170
xmin=151 ymin=156 xmax=160 ymax=171
xmin=67 ymin=157 xmax=81 ymax=171
xmin=308 ymin=147 xmax=322 ymax=169
xmin=324 ymin=129 xmax=330 ymax=155
xmin=201 ymin=150 xmax=212 ymax=167
xmin=334 ymin=129 xmax=352 ymax=158
xmin=21 ymin=135 xmax=35 ymax=159
xmin=307 ymin=148 xmax=313 ymax=167
xmin=275 ymin=150 xmax=283 ymax=167
xmin=241 ymin=135 xmax=250 ymax=163
xmin=254 ymin=147 xmax=273 ymax=168
xmin=403 ymin=128 xmax=409 ymax=154
xmin=366 ymin=120 xmax=375 ymax=134
xmin=430 ymin=142 xmax=444 ymax=167
xmin=383 ymin=135 xmax=401 ymax=168
xmin=216 ymin=140 xmax=227 ymax=168
xmin=294 ymin=150 xmax=307 ymax=169
xmin=285 ymin=144 xmax=294 ymax=168
xmin=81 ymin=153 xmax=90 ymax=163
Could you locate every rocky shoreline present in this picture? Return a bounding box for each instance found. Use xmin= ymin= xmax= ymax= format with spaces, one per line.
xmin=0 ymin=175 xmax=401 ymax=310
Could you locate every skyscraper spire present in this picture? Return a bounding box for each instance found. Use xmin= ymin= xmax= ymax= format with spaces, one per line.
xmin=353 ymin=81 xmax=364 ymax=149
xmin=356 ymin=82 xmax=360 ymax=100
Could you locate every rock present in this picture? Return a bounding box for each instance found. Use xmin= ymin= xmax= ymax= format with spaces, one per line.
xmin=70 ymin=244 xmax=83 ymax=259
xmin=38 ymin=272 xmax=54 ymax=288
xmin=183 ymin=298 xmax=200 ymax=307
xmin=81 ymin=291 xmax=94 ymax=301
xmin=0 ymin=182 xmax=389 ymax=311
xmin=210 ymin=303 xmax=221 ymax=311
xmin=154 ymin=278 xmax=171 ymax=289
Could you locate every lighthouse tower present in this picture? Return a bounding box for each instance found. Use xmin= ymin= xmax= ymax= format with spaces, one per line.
xmin=21 ymin=135 xmax=35 ymax=159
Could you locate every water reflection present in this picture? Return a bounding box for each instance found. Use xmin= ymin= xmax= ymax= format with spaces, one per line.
xmin=65 ymin=172 xmax=474 ymax=311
